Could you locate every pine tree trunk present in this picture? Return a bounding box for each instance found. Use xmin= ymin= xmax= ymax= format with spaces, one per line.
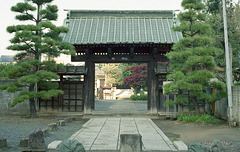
xmin=29 ymin=98 xmax=37 ymax=118
xmin=202 ymin=100 xmax=206 ymax=113
xmin=133 ymin=87 xmax=137 ymax=95
xmin=192 ymin=98 xmax=200 ymax=115
xmin=29 ymin=84 xmax=37 ymax=118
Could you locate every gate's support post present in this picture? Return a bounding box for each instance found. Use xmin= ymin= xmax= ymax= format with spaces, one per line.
xmin=148 ymin=60 xmax=159 ymax=114
xmin=166 ymin=95 xmax=170 ymax=118
xmin=59 ymin=75 xmax=63 ymax=112
xmin=84 ymin=59 xmax=95 ymax=114
xmin=173 ymin=94 xmax=177 ymax=119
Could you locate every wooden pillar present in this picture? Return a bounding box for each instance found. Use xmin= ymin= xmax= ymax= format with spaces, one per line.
xmin=173 ymin=94 xmax=177 ymax=119
xmin=166 ymin=95 xmax=170 ymax=118
xmin=84 ymin=52 xmax=95 ymax=114
xmin=147 ymin=60 xmax=159 ymax=114
xmin=59 ymin=75 xmax=63 ymax=112
xmin=158 ymin=80 xmax=165 ymax=112
xmin=130 ymin=47 xmax=134 ymax=58
xmin=107 ymin=48 xmax=112 ymax=58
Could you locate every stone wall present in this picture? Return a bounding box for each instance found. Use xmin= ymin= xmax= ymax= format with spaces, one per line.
xmin=214 ymin=98 xmax=228 ymax=119
xmin=0 ymin=80 xmax=30 ymax=115
xmin=232 ymin=86 xmax=240 ymax=124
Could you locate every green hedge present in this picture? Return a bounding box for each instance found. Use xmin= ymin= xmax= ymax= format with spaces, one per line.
xmin=130 ymin=94 xmax=148 ymax=101
xmin=178 ymin=114 xmax=222 ymax=124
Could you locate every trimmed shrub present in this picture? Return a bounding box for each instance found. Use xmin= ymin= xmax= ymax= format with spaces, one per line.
xmin=139 ymin=94 xmax=148 ymax=100
xmin=130 ymin=94 xmax=148 ymax=101
xmin=130 ymin=95 xmax=138 ymax=101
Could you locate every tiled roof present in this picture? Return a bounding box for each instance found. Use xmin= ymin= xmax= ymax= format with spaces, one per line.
xmin=62 ymin=10 xmax=182 ymax=45
xmin=0 ymin=55 xmax=15 ymax=62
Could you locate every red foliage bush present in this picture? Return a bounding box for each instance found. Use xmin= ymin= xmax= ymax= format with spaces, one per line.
xmin=123 ymin=64 xmax=147 ymax=86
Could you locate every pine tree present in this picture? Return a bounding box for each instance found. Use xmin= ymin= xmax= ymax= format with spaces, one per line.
xmin=163 ymin=0 xmax=225 ymax=115
xmin=0 ymin=0 xmax=75 ymax=117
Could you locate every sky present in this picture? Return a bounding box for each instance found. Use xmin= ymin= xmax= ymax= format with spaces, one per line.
xmin=0 ymin=0 xmax=182 ymax=56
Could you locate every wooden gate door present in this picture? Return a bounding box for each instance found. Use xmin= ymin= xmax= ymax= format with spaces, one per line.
xmin=62 ymin=81 xmax=84 ymax=112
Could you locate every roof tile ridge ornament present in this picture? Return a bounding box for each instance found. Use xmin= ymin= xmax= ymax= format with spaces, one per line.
xmin=173 ymin=10 xmax=181 ymax=41
xmin=66 ymin=10 xmax=70 ymax=19
xmin=172 ymin=10 xmax=179 ymax=27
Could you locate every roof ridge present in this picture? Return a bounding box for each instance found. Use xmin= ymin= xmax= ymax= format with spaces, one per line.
xmin=68 ymin=17 xmax=174 ymax=19
xmin=64 ymin=9 xmax=175 ymax=12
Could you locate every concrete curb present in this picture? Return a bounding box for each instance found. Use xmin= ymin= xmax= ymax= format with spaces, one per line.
xmin=173 ymin=141 xmax=188 ymax=151
xmin=42 ymin=127 xmax=49 ymax=137
xmin=48 ymin=140 xmax=62 ymax=150
xmin=56 ymin=120 xmax=66 ymax=126
xmin=48 ymin=123 xmax=58 ymax=131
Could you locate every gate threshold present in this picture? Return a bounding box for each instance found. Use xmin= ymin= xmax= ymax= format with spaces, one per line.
xmin=84 ymin=112 xmax=160 ymax=118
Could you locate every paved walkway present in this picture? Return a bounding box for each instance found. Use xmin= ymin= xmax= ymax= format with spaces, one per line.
xmin=94 ymin=100 xmax=148 ymax=113
xmin=69 ymin=117 xmax=177 ymax=151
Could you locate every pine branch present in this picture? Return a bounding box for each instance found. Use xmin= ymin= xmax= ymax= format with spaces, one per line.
xmin=192 ymin=30 xmax=201 ymax=37
xmin=216 ymin=72 xmax=226 ymax=83
xmin=183 ymin=32 xmax=191 ymax=37
xmin=24 ymin=41 xmax=36 ymax=54
xmin=24 ymin=10 xmax=36 ymax=21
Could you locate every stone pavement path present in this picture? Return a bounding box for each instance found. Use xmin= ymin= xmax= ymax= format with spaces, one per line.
xmin=94 ymin=100 xmax=148 ymax=113
xmin=69 ymin=117 xmax=177 ymax=151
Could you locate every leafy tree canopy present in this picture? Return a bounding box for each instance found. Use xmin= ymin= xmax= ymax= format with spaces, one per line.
xmin=101 ymin=63 xmax=122 ymax=86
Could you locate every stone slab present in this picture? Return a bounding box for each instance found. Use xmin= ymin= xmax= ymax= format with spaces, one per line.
xmin=0 ymin=138 xmax=7 ymax=148
xmin=28 ymin=128 xmax=47 ymax=150
xmin=120 ymin=134 xmax=142 ymax=152
xmin=20 ymin=138 xmax=29 ymax=147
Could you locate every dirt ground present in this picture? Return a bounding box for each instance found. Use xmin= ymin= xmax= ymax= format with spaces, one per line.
xmin=153 ymin=118 xmax=240 ymax=152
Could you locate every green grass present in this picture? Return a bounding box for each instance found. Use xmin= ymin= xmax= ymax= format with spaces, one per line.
xmin=20 ymin=115 xmax=31 ymax=119
xmin=178 ymin=113 xmax=222 ymax=125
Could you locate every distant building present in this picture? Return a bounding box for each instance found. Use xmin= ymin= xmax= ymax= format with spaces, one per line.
xmin=0 ymin=55 xmax=15 ymax=64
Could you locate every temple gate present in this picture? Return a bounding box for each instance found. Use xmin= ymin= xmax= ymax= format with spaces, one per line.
xmin=62 ymin=10 xmax=182 ymax=114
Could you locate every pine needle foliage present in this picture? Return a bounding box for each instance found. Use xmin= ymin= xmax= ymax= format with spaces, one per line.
xmin=0 ymin=0 xmax=75 ymax=117
xmin=163 ymin=0 xmax=225 ymax=115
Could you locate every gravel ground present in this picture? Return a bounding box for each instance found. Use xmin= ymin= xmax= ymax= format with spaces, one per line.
xmin=153 ymin=117 xmax=240 ymax=152
xmin=0 ymin=115 xmax=89 ymax=152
